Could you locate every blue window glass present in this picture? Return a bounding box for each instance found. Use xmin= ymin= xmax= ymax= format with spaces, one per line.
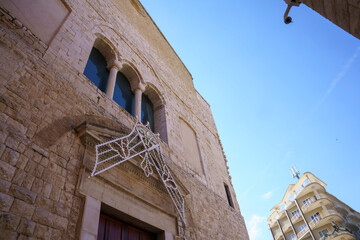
xmin=141 ymin=94 xmax=155 ymax=132
xmin=113 ymin=72 xmax=134 ymax=115
xmin=83 ymin=48 xmax=109 ymax=92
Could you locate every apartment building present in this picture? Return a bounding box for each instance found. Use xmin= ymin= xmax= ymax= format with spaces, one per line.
xmin=268 ymin=172 xmax=360 ymax=240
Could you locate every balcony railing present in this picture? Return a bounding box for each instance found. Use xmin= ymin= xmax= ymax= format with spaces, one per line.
xmin=274 ymin=231 xmax=283 ymax=240
xmin=309 ymin=215 xmax=322 ymax=229
xmin=297 ymin=226 xmax=309 ymax=239
xmin=301 ymin=197 xmax=317 ymax=212
xmin=282 ymin=222 xmax=291 ymax=232
xmin=322 ymin=231 xmax=354 ymax=240
xmin=291 ymin=214 xmax=301 ymax=223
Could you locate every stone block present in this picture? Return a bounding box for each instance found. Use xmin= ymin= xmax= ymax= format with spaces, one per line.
xmin=17 ymin=218 xmax=36 ymax=235
xmin=10 ymin=185 xmax=37 ymax=204
xmin=10 ymin=199 xmax=35 ymax=219
xmin=33 ymin=223 xmax=52 ymax=240
xmin=51 ymin=228 xmax=62 ymax=240
xmin=0 ymin=192 xmax=14 ymax=211
xmin=0 ymin=178 xmax=11 ymax=193
xmin=31 ymin=178 xmax=43 ymax=194
xmin=35 ymin=196 xmax=53 ymax=212
xmin=1 ymin=147 xmax=19 ymax=166
xmin=0 ymin=160 xmax=16 ymax=181
xmin=335 ymin=0 xmax=350 ymax=32
xmin=34 ymin=164 xmax=44 ymax=178
xmin=24 ymin=160 xmax=37 ymax=173
xmin=0 ymin=213 xmax=20 ymax=231
xmin=349 ymin=5 xmax=360 ymax=38
xmin=32 ymin=207 xmax=53 ymax=227
xmin=12 ymin=169 xmax=26 ymax=186
xmin=0 ymin=229 xmax=18 ymax=240
xmin=52 ymin=214 xmax=68 ymax=231
xmin=53 ymin=202 xmax=71 ymax=218
xmin=49 ymin=186 xmax=61 ymax=202
xmin=5 ymin=136 xmax=19 ymax=150
xmin=21 ymin=174 xmax=35 ymax=190
xmin=16 ymin=155 xmax=29 ymax=170
xmin=42 ymin=183 xmax=53 ymax=198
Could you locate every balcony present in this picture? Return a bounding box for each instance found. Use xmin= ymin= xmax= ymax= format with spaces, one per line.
xmin=301 ymin=197 xmax=316 ymax=212
xmin=324 ymin=231 xmax=356 ymax=240
xmin=297 ymin=226 xmax=309 ymax=239
xmin=301 ymin=194 xmax=333 ymax=214
xmin=347 ymin=212 xmax=360 ymax=224
xmin=310 ymin=210 xmax=344 ymax=230
xmin=291 ymin=213 xmax=302 ymax=223
xmin=282 ymin=222 xmax=292 ymax=233
xmin=309 ymin=215 xmax=322 ymax=229
xmin=274 ymin=231 xmax=284 ymax=240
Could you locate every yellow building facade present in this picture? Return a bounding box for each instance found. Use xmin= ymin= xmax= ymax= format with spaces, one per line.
xmin=268 ymin=172 xmax=360 ymax=240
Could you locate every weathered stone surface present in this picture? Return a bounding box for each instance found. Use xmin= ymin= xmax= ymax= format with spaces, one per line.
xmin=2 ymin=147 xmax=20 ymax=166
xmin=0 ymin=1 xmax=249 ymax=239
xmin=33 ymin=223 xmax=52 ymax=240
xmin=0 ymin=160 xmax=16 ymax=181
xmin=0 ymin=213 xmax=21 ymax=231
xmin=17 ymin=218 xmax=36 ymax=235
xmin=349 ymin=5 xmax=360 ymax=38
xmin=0 ymin=229 xmax=18 ymax=240
xmin=32 ymin=207 xmax=53 ymax=227
xmin=0 ymin=178 xmax=11 ymax=193
xmin=52 ymin=214 xmax=68 ymax=231
xmin=10 ymin=199 xmax=35 ymax=219
xmin=0 ymin=192 xmax=14 ymax=211
xmin=10 ymin=185 xmax=37 ymax=204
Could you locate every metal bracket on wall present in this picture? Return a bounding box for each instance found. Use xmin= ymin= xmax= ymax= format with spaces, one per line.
xmin=283 ymin=0 xmax=302 ymax=24
xmin=89 ymin=120 xmax=186 ymax=224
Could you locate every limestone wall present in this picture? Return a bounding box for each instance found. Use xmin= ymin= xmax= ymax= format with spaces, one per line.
xmin=300 ymin=0 xmax=360 ymax=39
xmin=0 ymin=0 xmax=249 ymax=239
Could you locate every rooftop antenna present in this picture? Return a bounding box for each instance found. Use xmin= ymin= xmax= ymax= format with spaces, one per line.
xmin=290 ymin=166 xmax=300 ymax=179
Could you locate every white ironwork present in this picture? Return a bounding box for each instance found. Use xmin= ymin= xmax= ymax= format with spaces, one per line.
xmin=89 ymin=120 xmax=186 ymax=224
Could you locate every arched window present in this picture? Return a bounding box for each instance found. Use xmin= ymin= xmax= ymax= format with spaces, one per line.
xmin=83 ymin=47 xmax=109 ymax=93
xmin=141 ymin=94 xmax=154 ymax=132
xmin=113 ymin=72 xmax=134 ymax=116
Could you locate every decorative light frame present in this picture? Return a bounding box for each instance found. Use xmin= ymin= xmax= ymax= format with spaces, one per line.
xmin=89 ymin=120 xmax=186 ymax=224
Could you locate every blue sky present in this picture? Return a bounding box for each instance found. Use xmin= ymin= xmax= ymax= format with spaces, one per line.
xmin=141 ymin=1 xmax=360 ymax=239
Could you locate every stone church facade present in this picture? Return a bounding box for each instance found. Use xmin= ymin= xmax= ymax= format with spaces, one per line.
xmin=0 ymin=0 xmax=249 ymax=239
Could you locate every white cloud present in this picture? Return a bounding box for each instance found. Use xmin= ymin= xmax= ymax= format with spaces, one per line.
xmin=247 ymin=214 xmax=266 ymax=240
xmin=262 ymin=191 xmax=273 ymax=199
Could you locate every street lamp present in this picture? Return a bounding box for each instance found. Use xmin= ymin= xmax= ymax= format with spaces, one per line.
xmin=321 ymin=221 xmax=359 ymax=240
xmin=283 ymin=0 xmax=301 ymax=24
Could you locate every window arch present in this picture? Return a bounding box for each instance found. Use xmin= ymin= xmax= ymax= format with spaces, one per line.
xmin=143 ymin=84 xmax=168 ymax=143
xmin=83 ymin=38 xmax=134 ymax=117
xmin=83 ymin=47 xmax=109 ymax=93
xmin=141 ymin=93 xmax=154 ymax=132
xmin=83 ymin=36 xmax=168 ymax=143
xmin=113 ymin=72 xmax=134 ymax=116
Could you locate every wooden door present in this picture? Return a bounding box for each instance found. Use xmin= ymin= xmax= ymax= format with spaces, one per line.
xmin=97 ymin=213 xmax=156 ymax=240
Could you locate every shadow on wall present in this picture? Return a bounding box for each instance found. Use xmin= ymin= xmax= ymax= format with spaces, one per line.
xmin=34 ymin=115 xmax=130 ymax=147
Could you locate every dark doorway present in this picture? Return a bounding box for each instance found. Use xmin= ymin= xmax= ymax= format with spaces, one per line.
xmin=98 ymin=213 xmax=156 ymax=240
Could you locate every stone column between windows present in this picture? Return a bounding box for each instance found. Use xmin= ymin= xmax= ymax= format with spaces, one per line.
xmin=294 ymin=199 xmax=316 ymax=240
xmin=105 ymin=59 xmax=122 ymax=99
xmin=269 ymin=224 xmax=276 ymax=240
xmin=313 ymin=188 xmax=320 ymax=199
xmin=134 ymin=83 xmax=145 ymax=120
xmin=285 ymin=209 xmax=297 ymax=235
xmin=276 ymin=219 xmax=286 ymax=240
